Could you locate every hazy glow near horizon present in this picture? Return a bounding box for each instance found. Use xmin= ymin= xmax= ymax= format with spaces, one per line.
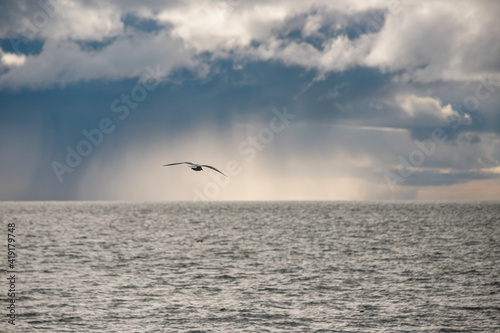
xmin=73 ymin=122 xmax=500 ymax=201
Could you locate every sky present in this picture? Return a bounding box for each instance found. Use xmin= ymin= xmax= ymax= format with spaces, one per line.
xmin=0 ymin=0 xmax=499 ymax=201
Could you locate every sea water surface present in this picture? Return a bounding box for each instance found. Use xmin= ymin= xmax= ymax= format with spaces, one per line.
xmin=1 ymin=201 xmax=499 ymax=332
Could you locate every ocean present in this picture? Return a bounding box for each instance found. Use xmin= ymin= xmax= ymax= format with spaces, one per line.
xmin=1 ymin=201 xmax=499 ymax=332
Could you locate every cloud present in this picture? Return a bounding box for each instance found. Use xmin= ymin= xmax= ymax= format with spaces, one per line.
xmin=0 ymin=0 xmax=123 ymax=41
xmin=390 ymin=169 xmax=500 ymax=187
xmin=0 ymin=50 xmax=26 ymax=67
xmin=158 ymin=1 xmax=290 ymax=52
xmin=0 ymin=32 xmax=198 ymax=89
xmin=1 ymin=0 xmax=499 ymax=88
xmin=396 ymin=94 xmax=471 ymax=127
xmin=362 ymin=0 xmax=500 ymax=82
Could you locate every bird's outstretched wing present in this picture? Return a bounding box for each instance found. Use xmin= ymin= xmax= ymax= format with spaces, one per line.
xmin=201 ymin=165 xmax=227 ymax=177
xmin=163 ymin=162 xmax=195 ymax=167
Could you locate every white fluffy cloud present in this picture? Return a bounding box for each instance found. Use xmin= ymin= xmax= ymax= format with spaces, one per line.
xmin=157 ymin=1 xmax=290 ymax=51
xmin=396 ymin=94 xmax=471 ymax=126
xmin=364 ymin=0 xmax=500 ymax=82
xmin=0 ymin=50 xmax=26 ymax=67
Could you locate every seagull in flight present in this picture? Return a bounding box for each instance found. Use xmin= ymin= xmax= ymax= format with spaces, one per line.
xmin=163 ymin=162 xmax=227 ymax=177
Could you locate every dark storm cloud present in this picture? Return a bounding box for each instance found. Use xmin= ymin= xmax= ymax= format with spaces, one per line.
xmin=121 ymin=13 xmax=168 ymax=33
xmin=273 ymin=7 xmax=387 ymax=52
xmin=385 ymin=170 xmax=500 ymax=187
xmin=0 ymin=38 xmax=43 ymax=55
